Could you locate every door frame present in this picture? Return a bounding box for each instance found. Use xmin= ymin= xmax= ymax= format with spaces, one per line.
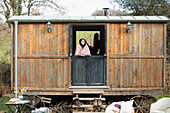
xmin=69 ymin=24 xmax=107 ymax=87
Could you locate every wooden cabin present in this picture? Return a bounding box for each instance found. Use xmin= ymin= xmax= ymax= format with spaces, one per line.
xmin=8 ymin=16 xmax=169 ymax=96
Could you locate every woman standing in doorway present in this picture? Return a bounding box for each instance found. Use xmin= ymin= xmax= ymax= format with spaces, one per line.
xmin=74 ymin=38 xmax=91 ymax=56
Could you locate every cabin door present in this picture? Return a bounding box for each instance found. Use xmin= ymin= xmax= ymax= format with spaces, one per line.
xmin=69 ymin=25 xmax=107 ymax=86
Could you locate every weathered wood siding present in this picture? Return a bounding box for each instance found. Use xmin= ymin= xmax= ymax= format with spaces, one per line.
xmin=11 ymin=22 xmax=166 ymax=95
xmin=107 ymin=23 xmax=165 ymax=88
xmin=16 ymin=23 xmax=70 ymax=88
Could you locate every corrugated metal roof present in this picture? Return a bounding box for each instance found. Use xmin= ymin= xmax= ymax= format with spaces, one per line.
xmin=7 ymin=16 xmax=170 ymax=22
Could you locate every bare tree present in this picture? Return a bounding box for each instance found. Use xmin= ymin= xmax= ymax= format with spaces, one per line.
xmin=24 ymin=0 xmax=65 ymax=16
xmin=0 ymin=0 xmax=65 ymax=20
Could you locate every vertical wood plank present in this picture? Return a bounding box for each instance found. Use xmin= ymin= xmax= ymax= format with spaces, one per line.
xmin=64 ymin=24 xmax=69 ymax=55
xmin=26 ymin=25 xmax=30 ymax=55
xmin=57 ymin=60 xmax=61 ymax=88
xmin=35 ymin=59 xmax=39 ymax=87
xmin=21 ymin=59 xmax=25 ymax=87
xmin=48 ymin=59 xmax=53 ymax=87
xmin=110 ymin=60 xmax=114 ymax=87
xmin=22 ymin=24 xmax=27 ymax=55
xmin=25 ymin=59 xmax=28 ymax=87
xmin=108 ymin=60 xmax=111 ymax=87
xmin=68 ymin=57 xmax=71 ymax=87
xmin=17 ymin=59 xmax=20 ymax=87
xmin=49 ymin=24 xmax=55 ymax=55
xmin=58 ymin=24 xmax=62 ymax=55
xmin=39 ymin=59 xmax=42 ymax=87
xmin=146 ymin=59 xmax=151 ymax=87
xmin=110 ymin=24 xmax=114 ymax=87
xmin=158 ymin=59 xmax=163 ymax=87
xmin=155 ymin=59 xmax=159 ymax=87
xmin=107 ymin=23 xmax=110 ymax=86
xmin=29 ymin=24 xmax=33 ymax=55
xmin=111 ymin=23 xmax=114 ymax=55
xmin=138 ymin=23 xmax=142 ymax=87
xmin=151 ymin=59 xmax=154 ymax=86
xmin=63 ymin=24 xmax=68 ymax=88
xmin=153 ymin=59 xmax=157 ymax=86
xmin=120 ymin=23 xmax=124 ymax=88
xmin=35 ymin=24 xmax=39 ymax=55
xmin=64 ymin=59 xmax=68 ymax=88
xmin=18 ymin=24 xmax=21 ymax=55
xmin=123 ymin=59 xmax=128 ymax=87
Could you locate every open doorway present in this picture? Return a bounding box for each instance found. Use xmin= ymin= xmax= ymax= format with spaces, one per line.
xmin=70 ymin=25 xmax=106 ymax=56
xmin=69 ymin=25 xmax=107 ymax=86
xmin=76 ymin=31 xmax=101 ymax=55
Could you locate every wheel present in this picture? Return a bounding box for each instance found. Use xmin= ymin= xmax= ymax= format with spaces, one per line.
xmin=22 ymin=95 xmax=45 ymax=113
xmin=51 ymin=96 xmax=73 ymax=113
xmin=130 ymin=95 xmax=151 ymax=113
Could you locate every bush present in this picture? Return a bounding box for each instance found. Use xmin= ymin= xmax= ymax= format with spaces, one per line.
xmin=0 ymin=22 xmax=11 ymax=97
xmin=0 ymin=51 xmax=11 ymax=97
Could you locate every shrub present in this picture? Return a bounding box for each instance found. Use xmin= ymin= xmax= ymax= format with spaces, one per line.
xmin=0 ymin=51 xmax=11 ymax=97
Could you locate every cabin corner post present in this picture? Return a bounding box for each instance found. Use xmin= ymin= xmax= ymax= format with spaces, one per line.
xmin=14 ymin=21 xmax=18 ymax=98
xmin=163 ymin=23 xmax=167 ymax=92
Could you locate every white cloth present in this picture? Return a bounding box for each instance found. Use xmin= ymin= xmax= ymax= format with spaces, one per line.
xmin=150 ymin=97 xmax=170 ymax=113
xmin=105 ymin=100 xmax=134 ymax=113
xmin=35 ymin=107 xmax=50 ymax=113
xmin=105 ymin=101 xmax=122 ymax=113
xmin=120 ymin=100 xmax=134 ymax=113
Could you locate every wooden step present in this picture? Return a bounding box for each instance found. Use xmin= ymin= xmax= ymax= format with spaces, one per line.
xmin=41 ymin=97 xmax=51 ymax=101
xmin=72 ymin=105 xmax=106 ymax=108
xmin=73 ymin=97 xmax=106 ymax=101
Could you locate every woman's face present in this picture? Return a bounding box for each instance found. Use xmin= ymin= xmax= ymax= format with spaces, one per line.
xmin=81 ymin=39 xmax=85 ymax=45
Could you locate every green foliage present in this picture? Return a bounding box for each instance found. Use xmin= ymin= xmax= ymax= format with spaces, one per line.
xmin=111 ymin=0 xmax=170 ymax=17
xmin=155 ymin=94 xmax=170 ymax=99
xmin=0 ymin=97 xmax=14 ymax=113
xmin=167 ymin=23 xmax=170 ymax=61
xmin=0 ymin=34 xmax=11 ymax=57
xmin=0 ymin=56 xmax=11 ymax=84
xmin=17 ymin=0 xmax=22 ymax=15
xmin=0 ymin=23 xmax=11 ymax=96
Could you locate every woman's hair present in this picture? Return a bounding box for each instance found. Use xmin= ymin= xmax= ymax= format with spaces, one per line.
xmin=79 ymin=38 xmax=87 ymax=46
xmin=94 ymin=33 xmax=99 ymax=40
xmin=94 ymin=33 xmax=100 ymax=44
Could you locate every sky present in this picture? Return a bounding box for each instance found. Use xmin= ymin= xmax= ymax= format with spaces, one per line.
xmin=0 ymin=0 xmax=120 ymax=22
xmin=56 ymin=0 xmax=116 ymax=16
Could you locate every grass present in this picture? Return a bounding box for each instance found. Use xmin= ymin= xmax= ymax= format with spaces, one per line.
xmin=155 ymin=94 xmax=170 ymax=99
xmin=0 ymin=97 xmax=15 ymax=113
xmin=0 ymin=34 xmax=11 ymax=58
xmin=0 ymin=34 xmax=11 ymax=65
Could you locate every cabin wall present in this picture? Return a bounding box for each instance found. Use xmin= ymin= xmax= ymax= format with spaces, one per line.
xmin=13 ymin=23 xmax=70 ymax=89
xmin=11 ymin=22 xmax=166 ymax=95
xmin=107 ymin=23 xmax=165 ymax=88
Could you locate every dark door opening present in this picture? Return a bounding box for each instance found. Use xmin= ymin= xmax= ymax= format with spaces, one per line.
xmin=69 ymin=25 xmax=107 ymax=86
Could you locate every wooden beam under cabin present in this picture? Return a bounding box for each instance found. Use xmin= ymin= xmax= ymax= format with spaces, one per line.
xmin=109 ymin=55 xmax=164 ymax=59
xmin=17 ymin=55 xmax=69 ymax=59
